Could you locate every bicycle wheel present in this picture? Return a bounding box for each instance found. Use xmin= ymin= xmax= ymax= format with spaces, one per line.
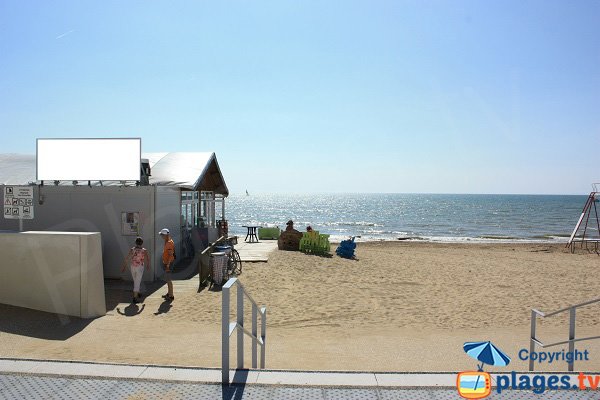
xmin=231 ymin=249 xmax=242 ymax=275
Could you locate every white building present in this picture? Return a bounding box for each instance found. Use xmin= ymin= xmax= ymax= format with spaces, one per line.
xmin=0 ymin=152 xmax=229 ymax=281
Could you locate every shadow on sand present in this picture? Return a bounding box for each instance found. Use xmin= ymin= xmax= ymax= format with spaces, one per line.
xmin=2 ymin=258 xmax=203 ymax=341
xmin=105 ymin=256 xmax=199 ymax=310
xmin=153 ymin=299 xmax=173 ymax=316
xmin=116 ymin=303 xmax=145 ymax=317
xmin=0 ymin=303 xmax=95 ymax=340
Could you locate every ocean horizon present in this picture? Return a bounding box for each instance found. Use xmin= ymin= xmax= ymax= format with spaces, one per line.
xmin=225 ymin=193 xmax=590 ymax=243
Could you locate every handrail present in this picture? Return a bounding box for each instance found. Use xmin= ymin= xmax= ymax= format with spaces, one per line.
xmin=532 ymin=297 xmax=600 ymax=318
xmin=201 ymin=235 xmax=228 ymax=256
xmin=222 ymin=277 xmax=267 ymax=385
xmin=529 ymin=297 xmax=600 ymax=371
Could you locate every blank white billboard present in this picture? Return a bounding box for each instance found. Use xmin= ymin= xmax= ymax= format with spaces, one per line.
xmin=37 ymin=138 xmax=141 ymax=181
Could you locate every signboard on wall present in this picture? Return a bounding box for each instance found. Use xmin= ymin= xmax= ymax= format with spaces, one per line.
xmin=37 ymin=138 xmax=141 ymax=181
xmin=3 ymin=186 xmax=34 ymax=220
xmin=121 ymin=212 xmax=140 ymax=235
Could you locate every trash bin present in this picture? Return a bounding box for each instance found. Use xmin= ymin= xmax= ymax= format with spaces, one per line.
xmin=210 ymin=252 xmax=228 ymax=286
xmin=214 ymin=245 xmax=231 ymax=256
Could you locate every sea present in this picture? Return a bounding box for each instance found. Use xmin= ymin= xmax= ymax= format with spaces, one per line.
xmin=225 ymin=193 xmax=590 ymax=243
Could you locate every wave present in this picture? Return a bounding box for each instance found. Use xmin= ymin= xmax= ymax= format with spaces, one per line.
xmin=531 ymin=234 xmax=569 ymax=239
xmin=323 ymin=221 xmax=384 ymax=227
xmin=477 ymin=235 xmax=520 ymax=240
xmin=326 ymin=234 xmax=568 ymax=244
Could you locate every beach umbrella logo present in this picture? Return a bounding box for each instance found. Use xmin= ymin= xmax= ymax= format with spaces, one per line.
xmin=463 ymin=341 xmax=511 ymax=371
xmin=456 ymin=341 xmax=511 ymax=399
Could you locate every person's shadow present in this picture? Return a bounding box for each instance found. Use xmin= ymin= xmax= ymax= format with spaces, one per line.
xmin=116 ymin=303 xmax=145 ymax=316
xmin=153 ymin=300 xmax=173 ymax=316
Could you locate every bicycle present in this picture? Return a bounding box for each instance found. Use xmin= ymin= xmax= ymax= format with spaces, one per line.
xmin=225 ymin=236 xmax=242 ymax=277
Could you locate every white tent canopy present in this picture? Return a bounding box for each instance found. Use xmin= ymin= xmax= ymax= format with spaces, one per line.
xmin=0 ymin=152 xmax=228 ymax=195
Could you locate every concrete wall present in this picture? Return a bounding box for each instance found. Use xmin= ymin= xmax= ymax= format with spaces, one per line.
xmin=0 ymin=185 xmax=157 ymax=280
xmin=154 ymin=186 xmax=181 ymax=275
xmin=0 ymin=231 xmax=106 ymax=318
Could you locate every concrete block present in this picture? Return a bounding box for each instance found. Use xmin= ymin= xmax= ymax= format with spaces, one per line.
xmin=0 ymin=231 xmax=106 ymax=318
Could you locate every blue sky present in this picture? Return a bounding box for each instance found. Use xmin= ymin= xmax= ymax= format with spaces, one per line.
xmin=1 ymin=1 xmax=598 ymax=194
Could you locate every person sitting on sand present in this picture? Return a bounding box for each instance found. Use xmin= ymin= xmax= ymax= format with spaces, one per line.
xmin=285 ymin=220 xmax=295 ymax=231
xmin=121 ymin=237 xmax=150 ymax=303
xmin=279 ymin=219 xmax=303 ymax=250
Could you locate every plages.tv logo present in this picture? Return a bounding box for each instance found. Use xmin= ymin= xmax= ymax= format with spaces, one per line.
xmin=457 ymin=341 xmax=511 ymax=399
xmin=457 ymin=371 xmax=491 ymax=399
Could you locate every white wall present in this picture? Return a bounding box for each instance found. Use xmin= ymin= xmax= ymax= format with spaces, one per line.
xmin=0 ymin=231 xmax=106 ymax=318
xmin=0 ymin=185 xmax=155 ymax=280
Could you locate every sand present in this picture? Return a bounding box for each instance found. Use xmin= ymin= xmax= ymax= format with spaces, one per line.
xmin=1 ymin=242 xmax=599 ymax=372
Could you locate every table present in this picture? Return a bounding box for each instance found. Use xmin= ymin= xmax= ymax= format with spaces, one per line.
xmin=242 ymin=226 xmax=259 ymax=243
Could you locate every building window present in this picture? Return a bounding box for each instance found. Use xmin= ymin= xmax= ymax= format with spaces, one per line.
xmin=181 ymin=191 xmax=199 ymax=229
xmin=200 ymin=191 xmax=215 ymax=228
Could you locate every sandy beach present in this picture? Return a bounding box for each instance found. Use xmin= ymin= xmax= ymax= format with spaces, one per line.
xmin=1 ymin=241 xmax=599 ymax=372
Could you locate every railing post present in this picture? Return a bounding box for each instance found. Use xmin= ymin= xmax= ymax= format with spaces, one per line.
xmin=569 ymin=307 xmax=576 ymax=372
xmin=252 ymin=303 xmax=258 ymax=368
xmin=237 ymin=283 xmax=244 ymax=369
xmin=261 ymin=307 xmax=267 ymax=369
xmin=222 ymin=282 xmax=230 ymax=385
xmin=529 ymin=310 xmax=536 ymax=372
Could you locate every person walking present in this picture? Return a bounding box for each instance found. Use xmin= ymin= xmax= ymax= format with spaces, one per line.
xmin=121 ymin=237 xmax=150 ymax=303
xmin=159 ymin=228 xmax=175 ymax=301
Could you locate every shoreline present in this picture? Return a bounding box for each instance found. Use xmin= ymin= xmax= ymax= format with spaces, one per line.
xmin=339 ymin=236 xmax=571 ymax=244
xmin=231 ymin=232 xmax=572 ymax=245
xmin=306 ymin=235 xmax=572 ymax=245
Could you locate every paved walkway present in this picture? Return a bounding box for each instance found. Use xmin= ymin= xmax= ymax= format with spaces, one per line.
xmin=235 ymin=239 xmax=278 ymax=262
xmin=0 ymin=359 xmax=597 ymax=399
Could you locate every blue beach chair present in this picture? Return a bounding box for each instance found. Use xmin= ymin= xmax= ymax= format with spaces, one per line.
xmin=336 ymin=236 xmax=357 ymax=259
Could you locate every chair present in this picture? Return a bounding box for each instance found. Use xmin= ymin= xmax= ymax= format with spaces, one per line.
xmin=318 ymin=234 xmax=331 ymax=254
xmin=258 ymin=226 xmax=281 ymax=240
xmin=299 ymin=231 xmax=330 ymax=255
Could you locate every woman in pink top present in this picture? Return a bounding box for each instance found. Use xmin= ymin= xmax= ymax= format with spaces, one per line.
xmin=121 ymin=237 xmax=150 ymax=303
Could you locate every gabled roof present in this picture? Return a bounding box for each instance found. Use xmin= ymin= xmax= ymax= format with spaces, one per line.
xmin=0 ymin=152 xmax=229 ymax=195
xmin=146 ymin=152 xmax=228 ymax=195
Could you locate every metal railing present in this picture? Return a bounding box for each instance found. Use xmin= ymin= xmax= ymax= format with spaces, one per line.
xmin=530 ymin=297 xmax=600 ymax=371
xmin=201 ymin=235 xmax=228 ymax=256
xmin=222 ymin=277 xmax=267 ymax=385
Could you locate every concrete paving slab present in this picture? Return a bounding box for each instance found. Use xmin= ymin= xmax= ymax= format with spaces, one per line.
xmin=25 ymin=361 xmax=147 ymax=379
xmin=0 ymin=359 xmax=37 ymax=374
xmin=254 ymin=370 xmax=378 ymax=386
xmin=375 ymin=373 xmax=456 ymax=387
xmin=138 ymin=366 xmax=220 ymax=382
xmin=230 ymin=369 xmax=261 ymax=385
xmin=235 ymin=240 xmax=278 ymax=262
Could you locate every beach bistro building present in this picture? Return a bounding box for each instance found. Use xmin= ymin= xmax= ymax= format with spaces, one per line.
xmin=0 ymin=151 xmax=229 ymax=282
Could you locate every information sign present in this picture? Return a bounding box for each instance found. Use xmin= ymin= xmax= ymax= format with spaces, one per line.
xmin=3 ymin=186 xmax=34 ymax=219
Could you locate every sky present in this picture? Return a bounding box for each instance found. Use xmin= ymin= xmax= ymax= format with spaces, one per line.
xmin=1 ymin=0 xmax=599 ymax=195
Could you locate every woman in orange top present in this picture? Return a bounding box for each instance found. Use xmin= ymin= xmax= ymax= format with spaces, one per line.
xmin=159 ymin=228 xmax=175 ymax=301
